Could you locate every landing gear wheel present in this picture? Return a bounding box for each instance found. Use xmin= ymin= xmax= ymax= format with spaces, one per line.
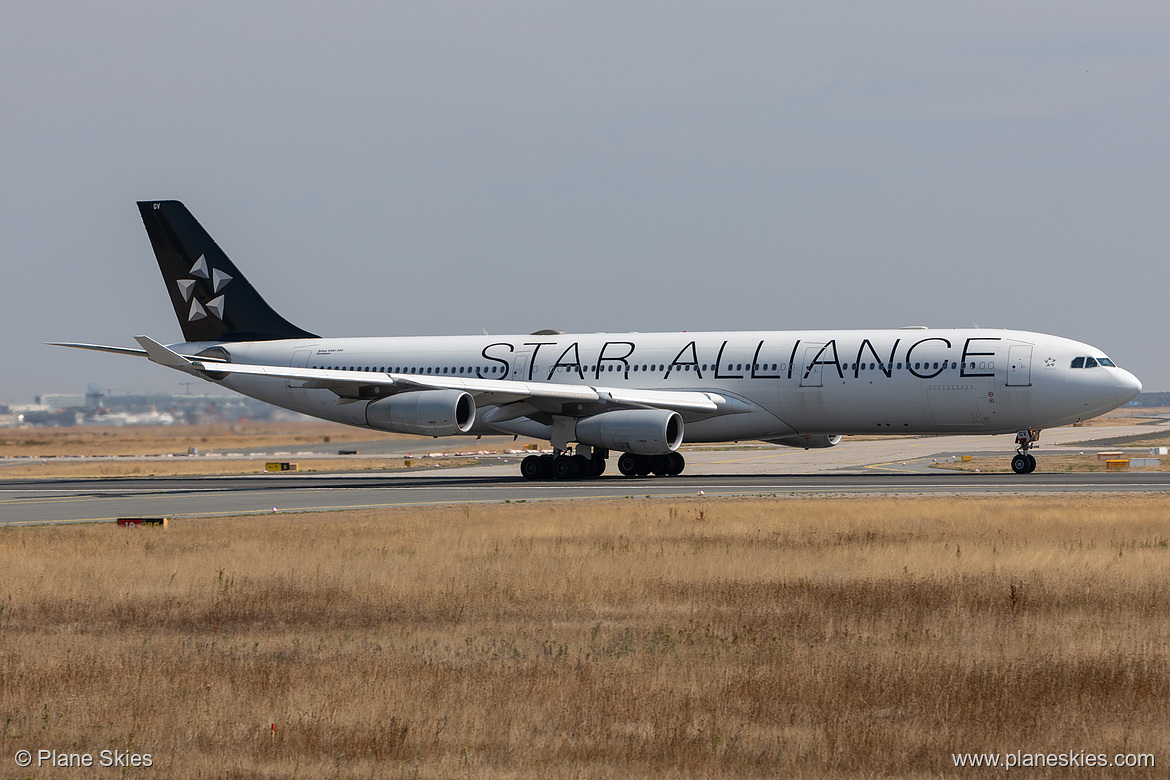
xmin=1012 ymin=429 xmax=1041 ymax=475
xmin=668 ymin=452 xmax=685 ymax=476
xmin=591 ymin=456 xmax=606 ymax=477
xmin=553 ymin=454 xmax=577 ymax=479
xmin=1011 ymin=454 xmax=1029 ymax=474
xmin=520 ymin=455 xmax=544 ymax=480
xmin=650 ymin=454 xmax=672 ymax=476
xmin=618 ymin=453 xmax=640 ymax=477
xmin=634 ymin=455 xmax=652 ymax=476
xmin=573 ymin=454 xmax=591 ymax=478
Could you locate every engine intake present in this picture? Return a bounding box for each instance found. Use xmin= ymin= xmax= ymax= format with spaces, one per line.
xmin=576 ymin=409 xmax=683 ymax=455
xmin=366 ymin=390 xmax=475 ymax=436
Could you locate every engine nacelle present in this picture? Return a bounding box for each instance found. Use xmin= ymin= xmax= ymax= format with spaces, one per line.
xmin=576 ymin=409 xmax=683 ymax=455
xmin=365 ymin=390 xmax=475 ymax=436
xmin=765 ymin=434 xmax=842 ymax=450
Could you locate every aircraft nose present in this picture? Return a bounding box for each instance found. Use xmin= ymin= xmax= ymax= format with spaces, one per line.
xmin=1114 ymin=368 xmax=1142 ymax=405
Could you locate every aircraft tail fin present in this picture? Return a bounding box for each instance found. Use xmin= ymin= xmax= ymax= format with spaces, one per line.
xmin=137 ymin=201 xmax=319 ymax=342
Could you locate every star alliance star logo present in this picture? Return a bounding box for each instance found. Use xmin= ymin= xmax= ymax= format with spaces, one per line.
xmin=175 ymin=255 xmax=232 ymax=322
xmin=1045 ymin=357 xmax=1056 ymax=367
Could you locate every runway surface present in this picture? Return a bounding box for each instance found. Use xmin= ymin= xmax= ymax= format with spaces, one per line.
xmin=4 ymin=421 xmax=1169 ymax=525
xmin=4 ymin=470 xmax=1170 ymax=526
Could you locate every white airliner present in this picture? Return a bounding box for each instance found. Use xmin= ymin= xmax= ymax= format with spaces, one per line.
xmin=54 ymin=201 xmax=1142 ymax=479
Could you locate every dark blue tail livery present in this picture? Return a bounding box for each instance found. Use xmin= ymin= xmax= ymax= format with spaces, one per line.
xmin=138 ymin=201 xmax=318 ymax=342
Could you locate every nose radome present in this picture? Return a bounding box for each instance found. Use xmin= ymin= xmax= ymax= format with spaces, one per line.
xmin=1115 ymin=369 xmax=1142 ymax=405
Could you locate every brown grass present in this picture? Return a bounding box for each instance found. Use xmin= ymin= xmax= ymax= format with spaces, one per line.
xmin=1124 ymin=435 xmax=1170 ymax=449
xmin=1069 ymin=407 xmax=1170 ymax=426
xmin=2 ymin=496 xmax=1167 ymax=777
xmin=0 ymin=456 xmax=484 ymax=479
xmin=0 ymin=421 xmax=388 ymax=457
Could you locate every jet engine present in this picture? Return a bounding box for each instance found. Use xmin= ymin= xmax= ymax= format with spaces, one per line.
xmin=576 ymin=409 xmax=683 ymax=455
xmin=765 ymin=434 xmax=842 ymax=449
xmin=365 ymin=390 xmax=475 ymax=436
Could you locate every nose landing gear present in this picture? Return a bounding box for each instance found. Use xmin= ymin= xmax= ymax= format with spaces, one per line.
xmin=1011 ymin=429 xmax=1040 ymax=474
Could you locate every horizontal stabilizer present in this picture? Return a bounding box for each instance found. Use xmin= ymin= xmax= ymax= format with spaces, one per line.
xmin=47 ymin=342 xmax=227 ymax=361
xmin=46 ymin=342 xmax=149 ymax=358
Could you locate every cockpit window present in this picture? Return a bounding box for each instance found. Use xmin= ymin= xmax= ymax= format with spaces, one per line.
xmin=1071 ymin=356 xmax=1117 ymax=368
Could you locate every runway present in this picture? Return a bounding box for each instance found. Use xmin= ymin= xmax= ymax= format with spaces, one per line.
xmin=3 ymin=422 xmax=1168 ymax=525
xmin=5 ymin=455 xmax=1170 ymax=526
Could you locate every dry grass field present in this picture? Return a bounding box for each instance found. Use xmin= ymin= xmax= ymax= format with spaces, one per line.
xmin=0 ymin=421 xmax=372 ymax=458
xmin=1069 ymin=407 xmax=1169 ymax=426
xmin=0 ymin=456 xmax=479 ymax=480
xmin=0 ymin=423 xmax=446 ymax=460
xmin=2 ymin=496 xmax=1167 ymax=778
xmin=0 ymin=423 xmax=539 ymax=479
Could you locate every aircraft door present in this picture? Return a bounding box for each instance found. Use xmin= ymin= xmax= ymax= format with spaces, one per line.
xmin=511 ymin=351 xmax=531 ymax=382
xmin=287 ymin=348 xmax=314 ymax=389
xmin=799 ymin=344 xmax=824 ymax=387
xmin=1006 ymin=345 xmax=1033 ymax=387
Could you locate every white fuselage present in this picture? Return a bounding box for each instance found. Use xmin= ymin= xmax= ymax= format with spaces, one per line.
xmin=175 ymin=328 xmax=1141 ymax=443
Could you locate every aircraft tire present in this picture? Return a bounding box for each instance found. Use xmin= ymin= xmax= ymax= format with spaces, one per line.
xmin=553 ymin=455 xmax=577 ymax=479
xmin=1011 ymin=454 xmax=1030 ymax=474
xmin=617 ymin=452 xmax=640 ymax=476
xmin=1026 ymin=454 xmax=1037 ymax=473
xmin=668 ymin=452 xmax=685 ymax=476
xmin=650 ymin=454 xmax=672 ymax=476
xmin=592 ymin=456 xmax=606 ymax=477
xmin=572 ymin=454 xmax=591 ymax=478
xmin=520 ymin=455 xmax=544 ymax=480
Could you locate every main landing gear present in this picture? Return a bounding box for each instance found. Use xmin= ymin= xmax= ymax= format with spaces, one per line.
xmin=520 ymin=451 xmax=606 ymax=480
xmin=1011 ymin=429 xmax=1040 ymax=474
xmin=617 ymin=452 xmax=685 ymax=477
xmin=519 ymin=449 xmax=687 ymax=480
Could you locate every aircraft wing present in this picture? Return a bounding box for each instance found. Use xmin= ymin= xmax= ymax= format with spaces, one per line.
xmin=52 ymin=338 xmax=743 ymax=415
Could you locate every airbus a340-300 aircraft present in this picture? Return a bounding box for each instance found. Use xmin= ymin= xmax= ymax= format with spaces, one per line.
xmin=54 ymin=201 xmax=1142 ymax=479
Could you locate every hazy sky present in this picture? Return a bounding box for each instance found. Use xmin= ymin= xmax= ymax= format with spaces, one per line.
xmin=3 ymin=2 xmax=1168 ymax=403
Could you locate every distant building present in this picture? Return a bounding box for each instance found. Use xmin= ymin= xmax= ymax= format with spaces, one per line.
xmin=8 ymin=385 xmax=312 ymax=427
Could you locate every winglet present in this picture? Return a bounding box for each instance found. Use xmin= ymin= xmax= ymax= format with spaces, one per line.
xmin=133 ymin=335 xmax=202 ymax=373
